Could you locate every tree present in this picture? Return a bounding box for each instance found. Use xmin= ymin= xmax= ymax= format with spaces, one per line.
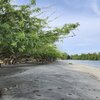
xmin=71 ymin=52 xmax=100 ymax=60
xmin=60 ymin=52 xmax=70 ymax=60
xmin=0 ymin=0 xmax=79 ymax=64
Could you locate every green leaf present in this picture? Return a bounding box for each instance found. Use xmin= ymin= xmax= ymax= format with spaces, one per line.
xmin=31 ymin=0 xmax=36 ymax=5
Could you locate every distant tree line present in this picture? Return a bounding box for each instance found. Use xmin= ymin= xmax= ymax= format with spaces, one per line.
xmin=62 ymin=52 xmax=100 ymax=60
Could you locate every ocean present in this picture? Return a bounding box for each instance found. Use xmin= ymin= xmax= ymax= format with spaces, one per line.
xmin=66 ymin=60 xmax=100 ymax=68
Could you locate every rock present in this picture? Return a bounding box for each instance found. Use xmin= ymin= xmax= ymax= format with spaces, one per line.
xmin=3 ymin=88 xmax=8 ymax=91
xmin=0 ymin=88 xmax=4 ymax=97
xmin=57 ymin=87 xmax=62 ymax=89
xmin=48 ymin=89 xmax=53 ymax=91
xmin=68 ymin=93 xmax=72 ymax=95
xmin=33 ymin=90 xmax=39 ymax=93
xmin=36 ymin=94 xmax=41 ymax=96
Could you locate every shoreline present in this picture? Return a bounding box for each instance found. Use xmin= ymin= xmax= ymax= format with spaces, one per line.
xmin=59 ymin=60 xmax=100 ymax=80
xmin=67 ymin=63 xmax=100 ymax=80
xmin=0 ymin=60 xmax=100 ymax=80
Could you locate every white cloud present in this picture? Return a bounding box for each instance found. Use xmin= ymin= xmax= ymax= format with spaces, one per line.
xmin=10 ymin=0 xmax=18 ymax=5
xmin=91 ymin=0 xmax=100 ymax=16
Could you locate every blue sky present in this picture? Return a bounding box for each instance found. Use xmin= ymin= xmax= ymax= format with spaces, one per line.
xmin=14 ymin=0 xmax=100 ymax=54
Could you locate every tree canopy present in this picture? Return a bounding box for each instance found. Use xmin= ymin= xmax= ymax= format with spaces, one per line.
xmin=70 ymin=53 xmax=100 ymax=60
xmin=0 ymin=0 xmax=79 ymax=63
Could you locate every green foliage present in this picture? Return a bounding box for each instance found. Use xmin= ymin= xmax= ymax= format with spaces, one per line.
xmin=71 ymin=52 xmax=100 ymax=60
xmin=31 ymin=0 xmax=36 ymax=4
xmin=61 ymin=52 xmax=70 ymax=60
xmin=0 ymin=0 xmax=79 ymax=61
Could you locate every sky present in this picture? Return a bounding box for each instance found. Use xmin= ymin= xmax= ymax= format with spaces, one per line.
xmin=14 ymin=0 xmax=100 ymax=55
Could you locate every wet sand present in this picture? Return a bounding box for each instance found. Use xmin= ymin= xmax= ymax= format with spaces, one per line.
xmin=0 ymin=60 xmax=100 ymax=100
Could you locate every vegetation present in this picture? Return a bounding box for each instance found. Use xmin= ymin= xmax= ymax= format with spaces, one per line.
xmin=71 ymin=52 xmax=100 ymax=60
xmin=0 ymin=0 xmax=79 ymax=64
xmin=61 ymin=52 xmax=70 ymax=60
xmin=62 ymin=52 xmax=100 ymax=60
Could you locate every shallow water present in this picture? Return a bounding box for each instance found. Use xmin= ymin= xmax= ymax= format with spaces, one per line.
xmin=66 ymin=60 xmax=100 ymax=68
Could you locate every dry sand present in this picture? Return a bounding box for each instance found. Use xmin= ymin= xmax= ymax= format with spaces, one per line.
xmin=0 ymin=60 xmax=100 ymax=100
xmin=65 ymin=63 xmax=100 ymax=80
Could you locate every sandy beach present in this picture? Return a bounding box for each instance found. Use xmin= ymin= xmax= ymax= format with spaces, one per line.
xmin=0 ymin=60 xmax=100 ymax=100
xmin=71 ymin=64 xmax=100 ymax=80
xmin=63 ymin=62 xmax=100 ymax=80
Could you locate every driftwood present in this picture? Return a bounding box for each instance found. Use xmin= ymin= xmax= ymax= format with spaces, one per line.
xmin=0 ymin=60 xmax=3 ymax=67
xmin=3 ymin=58 xmax=16 ymax=65
xmin=0 ymin=55 xmax=56 ymax=65
xmin=35 ymin=56 xmax=56 ymax=64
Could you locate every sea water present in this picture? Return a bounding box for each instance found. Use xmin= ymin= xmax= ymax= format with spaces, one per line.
xmin=66 ymin=60 xmax=100 ymax=68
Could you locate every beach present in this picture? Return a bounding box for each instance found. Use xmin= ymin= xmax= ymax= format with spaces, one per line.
xmin=0 ymin=60 xmax=100 ymax=100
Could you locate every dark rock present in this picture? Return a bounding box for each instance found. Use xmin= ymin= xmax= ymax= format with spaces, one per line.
xmin=0 ymin=89 xmax=3 ymax=97
xmin=68 ymin=93 xmax=72 ymax=95
xmin=96 ymin=96 xmax=98 ymax=98
xmin=33 ymin=90 xmax=39 ymax=93
xmin=48 ymin=89 xmax=52 ymax=91
xmin=36 ymin=94 xmax=41 ymax=96
xmin=57 ymin=87 xmax=62 ymax=89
